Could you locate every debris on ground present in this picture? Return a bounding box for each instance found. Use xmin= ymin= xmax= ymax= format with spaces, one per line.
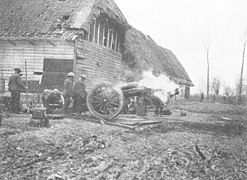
xmin=0 ymin=100 xmax=247 ymax=179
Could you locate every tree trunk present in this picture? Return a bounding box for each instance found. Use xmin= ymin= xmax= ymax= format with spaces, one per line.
xmin=239 ymin=41 xmax=246 ymax=104
xmin=207 ymin=49 xmax=210 ymax=99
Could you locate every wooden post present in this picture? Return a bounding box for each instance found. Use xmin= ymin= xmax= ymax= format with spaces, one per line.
xmin=88 ymin=23 xmax=91 ymax=41
xmin=102 ymin=22 xmax=105 ymax=46
xmin=97 ymin=21 xmax=100 ymax=45
xmin=25 ymin=60 xmax=31 ymax=112
xmin=110 ymin=28 xmax=114 ymax=50
xmin=117 ymin=38 xmax=120 ymax=52
xmin=92 ymin=19 xmax=96 ymax=43
xmin=107 ymin=26 xmax=110 ymax=48
xmin=115 ymin=31 xmax=118 ymax=51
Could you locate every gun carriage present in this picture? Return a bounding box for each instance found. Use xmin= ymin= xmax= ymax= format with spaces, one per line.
xmin=86 ymin=82 xmax=179 ymax=120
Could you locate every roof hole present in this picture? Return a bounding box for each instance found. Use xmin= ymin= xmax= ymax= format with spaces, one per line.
xmin=62 ymin=15 xmax=70 ymax=20
xmin=44 ymin=18 xmax=48 ymax=21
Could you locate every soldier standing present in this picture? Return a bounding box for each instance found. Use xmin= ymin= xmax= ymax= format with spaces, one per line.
xmin=200 ymin=93 xmax=204 ymax=103
xmin=73 ymin=74 xmax=87 ymax=115
xmin=63 ymin=72 xmax=75 ymax=114
xmin=8 ymin=68 xmax=27 ymax=113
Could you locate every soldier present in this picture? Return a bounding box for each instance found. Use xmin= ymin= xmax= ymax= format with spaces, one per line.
xmin=8 ymin=68 xmax=27 ymax=113
xmin=200 ymin=93 xmax=204 ymax=103
xmin=41 ymin=89 xmax=52 ymax=107
xmin=45 ymin=89 xmax=64 ymax=114
xmin=42 ymin=89 xmax=63 ymax=108
xmin=213 ymin=93 xmax=216 ymax=103
xmin=73 ymin=74 xmax=87 ymax=115
xmin=63 ymin=72 xmax=75 ymax=114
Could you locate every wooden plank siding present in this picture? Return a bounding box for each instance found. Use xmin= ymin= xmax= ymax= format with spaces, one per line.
xmin=75 ymin=38 xmax=122 ymax=89
xmin=0 ymin=39 xmax=74 ymax=91
xmin=0 ymin=37 xmax=122 ymax=93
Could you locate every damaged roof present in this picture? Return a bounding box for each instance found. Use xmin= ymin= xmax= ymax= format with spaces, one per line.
xmin=123 ymin=26 xmax=194 ymax=86
xmin=0 ymin=0 xmax=193 ymax=86
xmin=0 ymin=0 xmax=127 ymax=40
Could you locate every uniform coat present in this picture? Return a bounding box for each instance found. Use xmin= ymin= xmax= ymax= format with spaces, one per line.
xmin=8 ymin=72 xmax=26 ymax=113
xmin=73 ymin=80 xmax=87 ymax=114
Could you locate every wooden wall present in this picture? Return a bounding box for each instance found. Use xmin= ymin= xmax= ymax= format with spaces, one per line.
xmin=0 ymin=37 xmax=122 ymax=93
xmin=75 ymin=38 xmax=122 ymax=89
xmin=0 ymin=39 xmax=74 ymax=92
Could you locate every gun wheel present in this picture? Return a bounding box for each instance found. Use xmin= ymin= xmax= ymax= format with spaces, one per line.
xmin=87 ymin=83 xmax=124 ymax=120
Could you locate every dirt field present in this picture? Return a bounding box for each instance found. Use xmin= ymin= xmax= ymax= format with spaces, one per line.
xmin=1 ymin=100 xmax=247 ymax=180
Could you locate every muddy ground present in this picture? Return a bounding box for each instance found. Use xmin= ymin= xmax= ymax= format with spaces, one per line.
xmin=1 ymin=100 xmax=247 ymax=180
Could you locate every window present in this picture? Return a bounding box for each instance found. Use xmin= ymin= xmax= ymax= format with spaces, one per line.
xmin=87 ymin=16 xmax=122 ymax=52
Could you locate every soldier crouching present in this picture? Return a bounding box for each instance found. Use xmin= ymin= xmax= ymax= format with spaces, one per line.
xmin=41 ymin=89 xmax=64 ymax=114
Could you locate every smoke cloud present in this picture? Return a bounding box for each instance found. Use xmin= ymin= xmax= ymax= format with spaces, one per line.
xmin=138 ymin=69 xmax=179 ymax=103
xmin=116 ymin=69 xmax=179 ymax=104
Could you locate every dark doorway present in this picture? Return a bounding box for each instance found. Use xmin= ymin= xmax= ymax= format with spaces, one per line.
xmin=40 ymin=58 xmax=73 ymax=91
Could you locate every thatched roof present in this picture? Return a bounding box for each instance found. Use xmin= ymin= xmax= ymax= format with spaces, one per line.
xmin=0 ymin=0 xmax=193 ymax=86
xmin=122 ymin=26 xmax=194 ymax=86
xmin=0 ymin=0 xmax=127 ymax=40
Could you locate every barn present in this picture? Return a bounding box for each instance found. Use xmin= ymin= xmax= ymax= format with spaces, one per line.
xmin=0 ymin=0 xmax=193 ymax=99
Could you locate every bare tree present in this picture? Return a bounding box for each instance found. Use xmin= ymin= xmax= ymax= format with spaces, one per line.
xmin=236 ymin=76 xmax=247 ymax=97
xmin=204 ymin=40 xmax=210 ymax=99
xmin=202 ymin=31 xmax=215 ymax=100
xmin=238 ymin=41 xmax=247 ymax=104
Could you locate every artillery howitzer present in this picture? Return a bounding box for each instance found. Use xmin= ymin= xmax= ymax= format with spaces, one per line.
xmin=86 ymin=82 xmax=179 ymax=120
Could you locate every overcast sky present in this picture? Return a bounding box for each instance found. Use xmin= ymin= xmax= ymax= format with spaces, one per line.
xmin=114 ymin=0 xmax=247 ymax=94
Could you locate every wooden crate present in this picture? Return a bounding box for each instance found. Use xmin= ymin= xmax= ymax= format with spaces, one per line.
xmin=32 ymin=108 xmax=46 ymax=119
xmin=29 ymin=118 xmax=49 ymax=127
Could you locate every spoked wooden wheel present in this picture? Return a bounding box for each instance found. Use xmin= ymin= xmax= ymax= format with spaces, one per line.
xmin=86 ymin=83 xmax=124 ymax=120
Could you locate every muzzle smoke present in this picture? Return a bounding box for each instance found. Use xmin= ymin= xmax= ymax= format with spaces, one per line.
xmin=116 ymin=69 xmax=179 ymax=104
xmin=138 ymin=70 xmax=179 ymax=103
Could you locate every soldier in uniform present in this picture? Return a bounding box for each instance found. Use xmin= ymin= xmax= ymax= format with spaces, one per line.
xmin=73 ymin=74 xmax=87 ymax=115
xmin=45 ymin=89 xmax=64 ymax=114
xmin=42 ymin=89 xmax=63 ymax=108
xmin=63 ymin=72 xmax=75 ymax=114
xmin=8 ymin=68 xmax=27 ymax=113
